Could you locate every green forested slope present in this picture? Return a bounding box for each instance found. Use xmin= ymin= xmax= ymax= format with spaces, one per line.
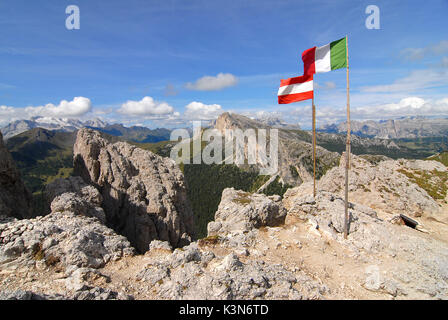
xmin=427 ymin=151 xmax=448 ymax=167
xmin=6 ymin=128 xmax=76 ymax=214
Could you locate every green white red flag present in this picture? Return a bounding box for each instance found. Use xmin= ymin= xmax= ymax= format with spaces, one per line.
xmin=302 ymin=37 xmax=347 ymax=75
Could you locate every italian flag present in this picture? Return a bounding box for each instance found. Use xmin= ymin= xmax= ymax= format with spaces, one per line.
xmin=302 ymin=37 xmax=347 ymax=75
xmin=278 ymin=74 xmax=313 ymax=104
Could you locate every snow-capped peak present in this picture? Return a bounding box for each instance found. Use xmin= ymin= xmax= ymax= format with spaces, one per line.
xmin=1 ymin=116 xmax=109 ymax=140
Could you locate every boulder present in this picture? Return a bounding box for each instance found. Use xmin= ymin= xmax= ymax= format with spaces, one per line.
xmin=45 ymin=176 xmax=106 ymax=223
xmin=207 ymin=188 xmax=287 ymax=237
xmin=0 ymin=211 xmax=135 ymax=269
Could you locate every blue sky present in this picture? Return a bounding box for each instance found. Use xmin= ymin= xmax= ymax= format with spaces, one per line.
xmin=1 ymin=0 xmax=448 ymax=129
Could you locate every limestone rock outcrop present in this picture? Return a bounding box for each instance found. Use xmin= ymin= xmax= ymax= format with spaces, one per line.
xmin=45 ymin=176 xmax=106 ymax=223
xmin=138 ymin=242 xmax=326 ymax=300
xmin=0 ymin=131 xmax=32 ymax=219
xmin=207 ymin=188 xmax=287 ymax=237
xmin=132 ymin=189 xmax=326 ymax=300
xmin=0 ymin=176 xmax=135 ymax=300
xmin=215 ymin=112 xmax=341 ymax=185
xmin=0 ymin=191 xmax=135 ymax=270
xmin=283 ymin=189 xmax=448 ymax=299
xmin=73 ymin=128 xmax=194 ymax=252
xmin=314 ymin=153 xmax=445 ymax=218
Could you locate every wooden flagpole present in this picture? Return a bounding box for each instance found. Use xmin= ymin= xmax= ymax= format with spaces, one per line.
xmin=312 ymin=97 xmax=316 ymax=197
xmin=344 ymin=35 xmax=351 ymax=239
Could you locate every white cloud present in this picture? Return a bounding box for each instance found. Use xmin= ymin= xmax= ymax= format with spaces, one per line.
xmin=185 ymin=73 xmax=238 ymax=91
xmin=252 ymin=110 xmax=283 ymax=120
xmin=315 ymin=81 xmax=336 ymax=90
xmin=184 ymin=101 xmax=223 ymax=120
xmin=110 ymin=101 xmax=225 ymax=128
xmin=441 ymin=57 xmax=448 ymax=68
xmin=285 ymin=96 xmax=448 ymax=128
xmin=93 ymin=106 xmax=115 ymax=115
xmin=238 ymin=110 xmax=285 ymax=123
xmin=351 ymin=97 xmax=448 ymax=121
xmin=0 ymin=105 xmax=15 ymax=116
xmin=164 ymin=83 xmax=178 ymax=97
xmin=0 ymin=97 xmax=92 ymax=126
xmin=0 ymin=83 xmax=15 ymax=90
xmin=23 ymin=97 xmax=92 ymax=118
xmin=401 ymin=48 xmax=426 ymax=61
xmin=361 ymin=69 xmax=448 ymax=93
xmin=118 ymin=96 xmax=174 ymax=116
xmin=401 ymin=40 xmax=448 ymax=61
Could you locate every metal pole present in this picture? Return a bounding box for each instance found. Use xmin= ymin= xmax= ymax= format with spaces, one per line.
xmin=312 ymin=98 xmax=316 ymax=198
xmin=344 ymin=35 xmax=351 ymax=239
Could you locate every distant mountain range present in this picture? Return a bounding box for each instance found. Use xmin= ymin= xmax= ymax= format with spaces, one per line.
xmin=319 ymin=117 xmax=448 ymax=139
xmin=0 ymin=116 xmax=171 ymax=143
xmin=0 ymin=117 xmax=107 ymax=140
xmin=251 ymin=114 xmax=301 ymax=130
xmin=4 ymin=113 xmax=448 ymax=236
xmin=93 ymin=124 xmax=171 ymax=143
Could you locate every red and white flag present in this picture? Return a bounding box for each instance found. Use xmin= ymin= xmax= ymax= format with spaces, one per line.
xmin=278 ymin=74 xmax=313 ymax=104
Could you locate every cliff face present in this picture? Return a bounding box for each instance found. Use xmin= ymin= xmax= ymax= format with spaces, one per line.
xmin=0 ymin=176 xmax=135 ymax=271
xmin=215 ymin=112 xmax=340 ymax=186
xmin=73 ymin=128 xmax=194 ymax=253
xmin=0 ymin=131 xmax=33 ymax=219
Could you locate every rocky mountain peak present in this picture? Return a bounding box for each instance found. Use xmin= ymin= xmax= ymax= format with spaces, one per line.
xmin=73 ymin=128 xmax=194 ymax=253
xmin=215 ymin=112 xmax=269 ymax=133
xmin=214 ymin=112 xmax=340 ymax=186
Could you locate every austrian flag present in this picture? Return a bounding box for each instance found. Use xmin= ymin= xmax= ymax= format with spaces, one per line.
xmin=278 ymin=74 xmax=313 ymax=104
xmin=302 ymin=37 xmax=347 ymax=75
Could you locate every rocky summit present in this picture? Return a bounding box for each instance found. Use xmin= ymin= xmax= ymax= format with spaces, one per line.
xmin=0 ymin=176 xmax=135 ymax=300
xmin=317 ymin=153 xmax=446 ymax=218
xmin=1 ymin=125 xmax=448 ymax=300
xmin=73 ymin=128 xmax=194 ymax=253
xmin=2 ymin=181 xmax=447 ymax=300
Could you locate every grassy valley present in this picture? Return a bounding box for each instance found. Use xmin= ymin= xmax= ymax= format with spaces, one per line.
xmin=6 ymin=128 xmax=76 ymax=214
xmin=395 ymin=137 xmax=448 ymax=158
